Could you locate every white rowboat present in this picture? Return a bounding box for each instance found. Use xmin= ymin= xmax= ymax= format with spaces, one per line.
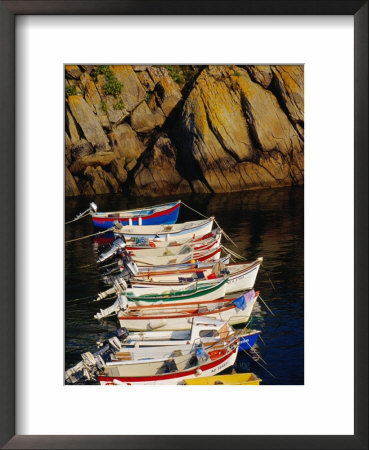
xmin=99 ymin=337 xmax=239 ymax=385
xmin=118 ymin=291 xmax=259 ymax=331
xmin=113 ymin=217 xmax=214 ymax=241
xmin=134 ymin=258 xmax=263 ymax=294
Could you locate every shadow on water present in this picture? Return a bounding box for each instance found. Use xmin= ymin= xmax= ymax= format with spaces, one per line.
xmin=65 ymin=185 xmax=304 ymax=385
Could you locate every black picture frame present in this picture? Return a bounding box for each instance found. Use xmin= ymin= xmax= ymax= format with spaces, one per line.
xmin=0 ymin=1 xmax=367 ymax=449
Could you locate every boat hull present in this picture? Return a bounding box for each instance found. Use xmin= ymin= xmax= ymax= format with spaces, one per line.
xmin=92 ymin=202 xmax=180 ymax=229
xmin=238 ymin=330 xmax=261 ymax=351
xmin=98 ymin=347 xmax=238 ymax=385
xmin=225 ymin=263 xmax=261 ymax=294
xmin=127 ymin=278 xmax=228 ymax=306
xmin=126 ymin=233 xmax=221 ymax=255
xmin=134 ymin=258 xmax=263 ymax=294
xmin=119 ymin=294 xmax=258 ymax=331
xmin=114 ymin=218 xmax=214 ymax=241
xmin=132 ymin=247 xmax=221 ymax=267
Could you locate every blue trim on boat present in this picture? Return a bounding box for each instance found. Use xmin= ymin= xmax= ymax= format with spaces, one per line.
xmin=239 ymin=331 xmax=261 ymax=351
xmin=92 ymin=202 xmax=180 ymax=229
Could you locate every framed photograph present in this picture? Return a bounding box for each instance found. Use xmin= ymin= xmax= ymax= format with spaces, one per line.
xmin=1 ymin=1 xmax=367 ymax=449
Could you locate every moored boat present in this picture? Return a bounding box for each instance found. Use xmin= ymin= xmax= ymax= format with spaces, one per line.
xmin=65 ymin=318 xmax=250 ymax=384
xmin=134 ymin=258 xmax=263 ymax=294
xmin=96 ymin=232 xmax=221 ymax=264
xmin=95 ymin=279 xmax=229 ymax=317
xmin=91 ymin=201 xmax=181 ymax=229
xmin=130 ymin=246 xmax=221 ymax=267
xmin=113 ymin=217 xmax=214 ymax=241
xmin=98 ymin=335 xmax=239 ymax=385
xmin=133 ymin=255 xmax=231 ymax=274
xmin=128 ymin=276 xmax=227 ymax=306
xmin=126 ymin=232 xmax=221 ymax=256
xmin=126 ymin=229 xmax=221 ymax=250
xmin=112 ymin=290 xmax=259 ymax=330
xmin=94 ymin=228 xmax=220 ymax=247
xmin=100 ymin=255 xmax=232 ymax=287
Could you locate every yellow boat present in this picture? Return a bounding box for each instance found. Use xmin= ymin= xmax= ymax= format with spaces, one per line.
xmin=183 ymin=373 xmax=262 ymax=385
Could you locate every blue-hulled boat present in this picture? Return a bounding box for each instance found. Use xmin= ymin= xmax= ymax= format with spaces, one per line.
xmin=238 ymin=330 xmax=261 ymax=351
xmin=91 ymin=201 xmax=181 ymax=229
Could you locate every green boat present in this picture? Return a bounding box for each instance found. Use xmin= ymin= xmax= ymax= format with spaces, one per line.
xmin=127 ymin=277 xmax=229 ymax=305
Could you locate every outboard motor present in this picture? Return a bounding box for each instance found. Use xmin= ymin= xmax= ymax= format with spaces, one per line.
xmin=102 ymin=269 xmax=130 ymax=286
xmin=126 ymin=260 xmax=139 ymax=276
xmin=97 ymin=238 xmax=126 ymax=263
xmin=119 ymin=249 xmax=139 ymax=276
xmin=89 ymin=202 xmax=98 ymax=213
xmin=71 ymin=202 xmax=98 ymax=223
xmin=117 ymin=293 xmax=129 ymax=311
xmin=108 ymin=337 xmax=121 ymax=352
xmin=116 ymin=327 xmax=129 ymax=341
xmin=113 ymin=220 xmax=123 ymax=230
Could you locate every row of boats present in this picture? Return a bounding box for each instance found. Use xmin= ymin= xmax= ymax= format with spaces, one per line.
xmin=65 ymin=200 xmax=267 ymax=385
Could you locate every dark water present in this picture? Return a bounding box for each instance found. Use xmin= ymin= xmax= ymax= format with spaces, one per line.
xmin=65 ymin=186 xmax=304 ymax=385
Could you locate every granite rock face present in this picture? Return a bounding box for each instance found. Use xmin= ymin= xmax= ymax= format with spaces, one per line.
xmin=131 ymin=134 xmax=192 ymax=197
xmin=65 ymin=65 xmax=304 ymax=196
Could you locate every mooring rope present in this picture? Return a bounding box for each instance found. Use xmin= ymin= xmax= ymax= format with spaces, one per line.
xmin=180 ymin=201 xmax=208 ymax=219
xmin=260 ymin=263 xmax=277 ymax=292
xmin=98 ymin=260 xmax=122 ymax=269
xmin=65 ymin=227 xmax=115 ymax=244
xmin=242 ymin=348 xmax=276 ymax=378
xmin=214 ymin=220 xmax=238 ymax=247
xmin=239 ymin=337 xmax=269 ymax=366
xmin=221 ymin=245 xmax=246 ymax=261
xmin=180 ymin=201 xmax=238 ymax=248
xmin=65 ymin=294 xmax=95 ymax=303
xmin=92 ymin=294 xmax=117 ymax=303
xmin=78 ymin=262 xmax=99 ymax=269
xmin=249 ymin=352 xmax=275 ymax=378
xmin=258 ymin=295 xmax=276 ymax=316
xmin=65 ymin=210 xmax=91 ymax=225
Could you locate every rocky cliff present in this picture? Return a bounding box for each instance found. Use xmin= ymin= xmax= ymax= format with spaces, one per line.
xmin=65 ymin=65 xmax=303 ymax=197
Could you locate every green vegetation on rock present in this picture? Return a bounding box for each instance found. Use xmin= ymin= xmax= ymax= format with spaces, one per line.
xmin=166 ymin=66 xmax=184 ymax=84
xmin=100 ymin=100 xmax=108 ymax=113
xmin=65 ymin=84 xmax=78 ymax=96
xmin=93 ymin=65 xmax=123 ymax=98
xmin=113 ymin=99 xmax=125 ymax=110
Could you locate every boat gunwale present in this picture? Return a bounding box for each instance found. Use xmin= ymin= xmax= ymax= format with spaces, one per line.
xmin=135 ymin=259 xmax=262 ymax=279
xmin=127 ymin=277 xmax=228 ymax=301
xmin=91 ymin=200 xmax=180 ymax=219
xmin=123 ymin=291 xmax=259 ymax=311
xmin=113 ymin=216 xmax=214 ymax=237
xmin=118 ymin=292 xmax=259 ymax=320
xmin=132 ymin=247 xmax=222 ymax=267
xmin=126 ymin=233 xmax=221 ymax=252
xmin=99 ymin=346 xmax=238 ymax=383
